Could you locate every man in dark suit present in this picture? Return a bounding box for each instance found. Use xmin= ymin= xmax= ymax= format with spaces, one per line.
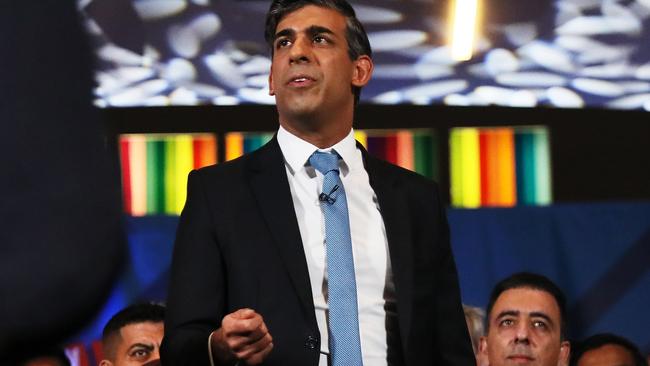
xmin=161 ymin=1 xmax=474 ymax=365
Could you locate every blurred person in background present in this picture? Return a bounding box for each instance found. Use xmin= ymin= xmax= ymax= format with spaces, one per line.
xmin=571 ymin=333 xmax=646 ymax=366
xmin=464 ymin=304 xmax=488 ymax=365
xmin=464 ymin=304 xmax=486 ymax=354
xmin=12 ymin=347 xmax=70 ymax=366
xmin=0 ymin=0 xmax=125 ymax=361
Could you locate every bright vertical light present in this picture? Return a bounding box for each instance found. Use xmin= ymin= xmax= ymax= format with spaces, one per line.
xmin=451 ymin=0 xmax=479 ymax=61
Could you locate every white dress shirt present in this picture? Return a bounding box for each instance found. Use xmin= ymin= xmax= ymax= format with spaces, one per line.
xmin=277 ymin=125 xmax=394 ymax=366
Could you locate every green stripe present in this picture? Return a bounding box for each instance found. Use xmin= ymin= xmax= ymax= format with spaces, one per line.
xmin=146 ymin=137 xmax=158 ymax=214
xmin=515 ymin=130 xmax=537 ymax=205
xmin=414 ymin=131 xmax=433 ymax=179
xmin=449 ymin=128 xmax=463 ymax=206
xmin=153 ymin=139 xmax=166 ymax=213
xmin=164 ymin=137 xmax=176 ymax=214
xmin=533 ymin=128 xmax=552 ymax=205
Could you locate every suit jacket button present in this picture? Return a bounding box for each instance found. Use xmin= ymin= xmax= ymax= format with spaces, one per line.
xmin=304 ymin=335 xmax=319 ymax=350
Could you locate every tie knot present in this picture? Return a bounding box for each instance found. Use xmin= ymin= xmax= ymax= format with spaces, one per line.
xmin=309 ymin=151 xmax=340 ymax=175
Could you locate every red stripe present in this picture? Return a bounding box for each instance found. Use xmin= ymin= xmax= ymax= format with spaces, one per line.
xmin=385 ymin=134 xmax=398 ymax=164
xmin=479 ymin=131 xmax=490 ymax=206
xmin=193 ymin=138 xmax=202 ymax=169
xmin=119 ymin=138 xmax=132 ymax=214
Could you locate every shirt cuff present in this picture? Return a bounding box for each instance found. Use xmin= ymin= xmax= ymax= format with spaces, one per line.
xmin=208 ymin=331 xmax=216 ymax=366
xmin=208 ymin=331 xmax=240 ymax=366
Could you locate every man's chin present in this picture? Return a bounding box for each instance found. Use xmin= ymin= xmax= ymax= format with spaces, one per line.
xmin=279 ymin=102 xmax=321 ymax=121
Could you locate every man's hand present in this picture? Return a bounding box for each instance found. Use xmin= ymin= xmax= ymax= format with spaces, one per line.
xmin=211 ymin=308 xmax=273 ymax=365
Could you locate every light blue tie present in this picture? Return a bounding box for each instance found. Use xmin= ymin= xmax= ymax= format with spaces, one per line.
xmin=309 ymin=151 xmax=363 ymax=366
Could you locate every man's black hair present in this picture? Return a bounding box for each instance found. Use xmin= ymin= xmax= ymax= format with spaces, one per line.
xmin=486 ymin=272 xmax=568 ymax=340
xmin=570 ymin=333 xmax=646 ymax=366
xmin=102 ymin=302 xmax=166 ymax=344
xmin=264 ymin=0 xmax=372 ymax=104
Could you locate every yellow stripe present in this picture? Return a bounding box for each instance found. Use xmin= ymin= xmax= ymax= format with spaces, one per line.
xmin=174 ymin=134 xmax=194 ymax=214
xmin=460 ymin=128 xmax=481 ymax=208
xmin=128 ymin=134 xmax=147 ymax=216
xmin=225 ymin=132 xmax=244 ymax=161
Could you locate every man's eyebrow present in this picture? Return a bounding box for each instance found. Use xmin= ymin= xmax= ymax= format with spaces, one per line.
xmin=274 ymin=25 xmax=335 ymax=41
xmin=495 ymin=310 xmax=519 ymax=320
xmin=529 ymin=311 xmax=554 ymax=325
xmin=306 ymin=25 xmax=334 ymax=37
xmin=274 ymin=28 xmax=295 ymax=41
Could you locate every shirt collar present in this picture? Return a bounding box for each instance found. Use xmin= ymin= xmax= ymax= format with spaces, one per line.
xmin=277 ymin=125 xmax=359 ymax=176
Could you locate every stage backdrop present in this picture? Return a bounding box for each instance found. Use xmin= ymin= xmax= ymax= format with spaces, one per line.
xmin=81 ymin=0 xmax=650 ymax=110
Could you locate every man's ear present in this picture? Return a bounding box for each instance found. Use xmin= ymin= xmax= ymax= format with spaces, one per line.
xmin=477 ymin=336 xmax=490 ymax=366
xmin=478 ymin=336 xmax=488 ymax=354
xmin=99 ymin=359 xmax=113 ymax=366
xmin=476 ymin=336 xmax=490 ymax=366
xmin=351 ymin=55 xmax=373 ymax=88
xmin=558 ymin=340 xmax=571 ymax=366
xmin=268 ymin=66 xmax=275 ymax=96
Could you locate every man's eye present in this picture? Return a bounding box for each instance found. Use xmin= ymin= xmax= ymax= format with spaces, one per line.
xmin=532 ymin=320 xmax=547 ymax=329
xmin=499 ymin=319 xmax=514 ymax=327
xmin=276 ymin=39 xmax=291 ymax=48
xmin=131 ymin=349 xmax=150 ymax=359
xmin=313 ymin=36 xmax=327 ymax=44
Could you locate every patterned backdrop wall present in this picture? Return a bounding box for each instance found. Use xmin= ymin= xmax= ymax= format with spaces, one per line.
xmin=81 ymin=0 xmax=650 ymax=109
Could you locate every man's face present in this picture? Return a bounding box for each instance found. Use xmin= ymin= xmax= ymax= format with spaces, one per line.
xmin=479 ymin=288 xmax=570 ymax=366
xmin=268 ymin=5 xmax=371 ymax=128
xmin=102 ymin=322 xmax=164 ymax=366
xmin=577 ymin=344 xmax=636 ymax=366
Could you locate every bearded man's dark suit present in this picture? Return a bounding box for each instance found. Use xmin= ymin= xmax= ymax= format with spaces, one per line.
xmin=162 ymin=136 xmax=474 ymax=366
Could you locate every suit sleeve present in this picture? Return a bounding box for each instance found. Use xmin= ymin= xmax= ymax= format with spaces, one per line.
xmin=431 ymin=184 xmax=476 ymax=366
xmin=161 ymin=170 xmax=226 ymax=366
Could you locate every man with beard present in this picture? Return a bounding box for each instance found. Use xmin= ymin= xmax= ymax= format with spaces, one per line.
xmin=479 ymin=272 xmax=571 ymax=366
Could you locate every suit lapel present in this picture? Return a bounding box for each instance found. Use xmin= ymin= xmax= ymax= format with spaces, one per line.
xmin=246 ymin=137 xmax=316 ymax=324
xmin=361 ymin=145 xmax=414 ymax=354
xmin=245 ymin=139 xmax=415 ymax=349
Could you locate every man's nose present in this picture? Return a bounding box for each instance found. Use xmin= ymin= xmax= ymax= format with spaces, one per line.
xmin=514 ymin=322 xmax=530 ymax=343
xmin=289 ymin=35 xmax=312 ymax=63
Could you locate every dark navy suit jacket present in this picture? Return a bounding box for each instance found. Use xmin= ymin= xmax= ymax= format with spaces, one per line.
xmin=162 ymin=137 xmax=474 ymax=366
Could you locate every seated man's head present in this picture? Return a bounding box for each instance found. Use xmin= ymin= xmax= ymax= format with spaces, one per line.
xmin=479 ymin=272 xmax=570 ymax=366
xmin=100 ymin=303 xmax=165 ymax=366
xmin=571 ymin=333 xmax=646 ymax=366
